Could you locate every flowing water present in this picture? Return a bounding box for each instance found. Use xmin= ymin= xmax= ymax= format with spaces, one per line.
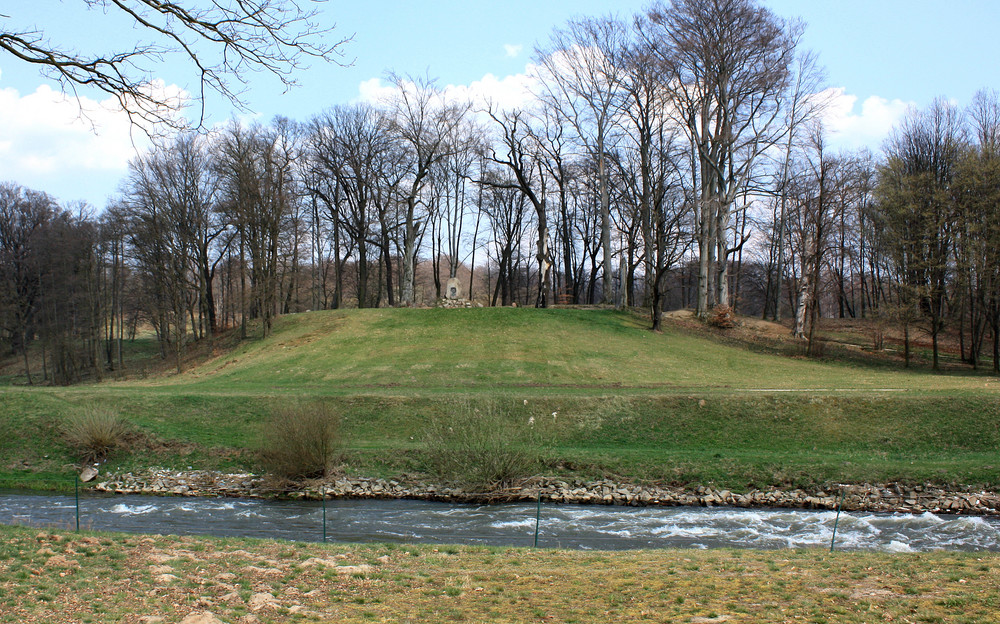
xmin=3 ymin=489 xmax=999 ymax=551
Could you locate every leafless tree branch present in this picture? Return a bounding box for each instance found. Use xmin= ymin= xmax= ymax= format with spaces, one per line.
xmin=0 ymin=0 xmax=353 ymax=130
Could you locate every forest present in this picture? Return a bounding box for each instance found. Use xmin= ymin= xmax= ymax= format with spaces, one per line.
xmin=3 ymin=0 xmax=1000 ymax=384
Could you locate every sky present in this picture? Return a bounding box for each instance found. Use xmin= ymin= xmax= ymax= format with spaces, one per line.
xmin=1 ymin=0 xmax=999 ymax=210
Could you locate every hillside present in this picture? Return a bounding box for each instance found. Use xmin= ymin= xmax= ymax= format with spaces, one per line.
xmin=3 ymin=308 xmax=999 ymax=491
xmin=134 ymin=307 xmax=999 ymax=394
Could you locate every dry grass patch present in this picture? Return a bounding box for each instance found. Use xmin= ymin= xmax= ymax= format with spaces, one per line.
xmin=63 ymin=405 xmax=132 ymax=462
xmin=2 ymin=525 xmax=999 ymax=623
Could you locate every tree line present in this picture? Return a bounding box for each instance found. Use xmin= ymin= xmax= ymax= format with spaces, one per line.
xmin=3 ymin=0 xmax=1000 ymax=383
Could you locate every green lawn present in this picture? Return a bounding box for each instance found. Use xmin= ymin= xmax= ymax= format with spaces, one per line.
xmin=2 ymin=308 xmax=999 ymax=491
xmin=132 ymin=308 xmax=999 ymax=393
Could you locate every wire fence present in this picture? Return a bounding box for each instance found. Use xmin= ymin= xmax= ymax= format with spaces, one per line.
xmin=2 ymin=476 xmax=998 ymax=552
xmin=8 ymin=478 xmax=554 ymax=547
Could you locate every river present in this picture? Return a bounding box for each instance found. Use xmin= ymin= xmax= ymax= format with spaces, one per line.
xmin=3 ymin=490 xmax=999 ymax=551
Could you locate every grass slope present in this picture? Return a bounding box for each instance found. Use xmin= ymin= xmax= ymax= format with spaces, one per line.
xmin=2 ymin=308 xmax=999 ymax=490
xmin=143 ymin=308 xmax=999 ymax=393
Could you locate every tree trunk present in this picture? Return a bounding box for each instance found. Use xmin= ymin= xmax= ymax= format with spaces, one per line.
xmin=697 ymin=212 xmax=710 ymax=317
xmin=793 ymin=273 xmax=809 ymax=339
xmin=536 ymin=220 xmax=551 ymax=308
xmin=600 ymin=150 xmax=613 ymax=305
xmin=21 ymin=332 xmax=32 ymax=385
xmin=401 ymin=209 xmax=417 ymax=306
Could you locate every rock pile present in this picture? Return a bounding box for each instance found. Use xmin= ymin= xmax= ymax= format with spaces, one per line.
xmin=90 ymin=469 xmax=1000 ymax=516
xmin=437 ymin=298 xmax=478 ymax=308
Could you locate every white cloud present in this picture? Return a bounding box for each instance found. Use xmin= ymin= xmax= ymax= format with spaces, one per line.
xmin=354 ymin=77 xmax=398 ymax=105
xmin=0 ymin=80 xmax=187 ymax=207
xmin=443 ymin=71 xmax=538 ymax=111
xmin=354 ymin=69 xmax=539 ymax=115
xmin=821 ymin=87 xmax=912 ymax=151
xmin=353 ymin=75 xmax=910 ymax=161
xmin=503 ymin=44 xmax=523 ymax=58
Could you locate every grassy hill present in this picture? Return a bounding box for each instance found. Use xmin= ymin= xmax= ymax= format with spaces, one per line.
xmin=3 ymin=307 xmax=999 ymax=491
xmin=128 ymin=307 xmax=998 ymax=393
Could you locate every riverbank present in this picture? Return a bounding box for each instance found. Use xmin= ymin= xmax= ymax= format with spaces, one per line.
xmin=7 ymin=309 xmax=1000 ymax=501
xmin=89 ymin=468 xmax=1000 ymax=516
xmin=4 ymin=523 xmax=999 ymax=624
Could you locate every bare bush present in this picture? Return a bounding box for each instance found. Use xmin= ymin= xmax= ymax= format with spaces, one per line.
xmin=259 ymin=402 xmax=343 ymax=480
xmin=708 ymin=304 xmax=737 ymax=329
xmin=870 ymin=307 xmax=898 ymax=352
xmin=63 ymin=406 xmax=131 ymax=462
xmin=423 ymin=399 xmax=543 ymax=491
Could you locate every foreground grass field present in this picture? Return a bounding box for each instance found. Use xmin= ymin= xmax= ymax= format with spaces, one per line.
xmin=1 ymin=524 xmax=998 ymax=623
xmin=3 ymin=308 xmax=999 ymax=491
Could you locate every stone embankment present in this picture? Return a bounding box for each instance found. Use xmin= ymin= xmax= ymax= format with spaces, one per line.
xmin=90 ymin=469 xmax=1000 ymax=516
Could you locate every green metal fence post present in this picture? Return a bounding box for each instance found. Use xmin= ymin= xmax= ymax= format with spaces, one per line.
xmin=322 ymin=485 xmax=327 ymax=543
xmin=533 ymin=492 xmax=542 ymax=548
xmin=830 ymin=488 xmax=847 ymax=552
xmin=75 ymin=475 xmax=80 ymax=533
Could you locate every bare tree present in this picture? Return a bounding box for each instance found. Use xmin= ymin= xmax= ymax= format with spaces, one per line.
xmin=877 ymin=99 xmax=965 ymax=369
xmin=613 ymin=24 xmax=688 ymax=327
xmin=431 ymin=119 xmax=484 ymax=289
xmin=484 ymin=107 xmax=554 ymax=308
xmin=308 ymin=104 xmax=397 ymax=308
xmin=0 ymin=183 xmax=56 ymax=383
xmin=535 ymin=15 xmax=629 ymax=305
xmin=643 ymin=0 xmax=800 ymax=317
xmin=96 ymin=204 xmax=131 ymax=372
xmin=480 ymin=172 xmax=530 ymax=307
xmin=0 ymin=0 xmax=351 ymax=128
xmin=530 ymin=102 xmax=579 ymax=303
xmin=121 ymin=139 xmax=202 ymax=371
xmin=785 ymin=125 xmax=848 ymax=354
xmin=766 ymin=50 xmax=827 ymax=321
xmin=217 ymin=119 xmax=298 ymax=336
xmin=383 ymin=74 xmax=471 ymax=306
xmin=955 ymin=89 xmax=1000 ymax=370
xmin=163 ymin=134 xmax=228 ymax=338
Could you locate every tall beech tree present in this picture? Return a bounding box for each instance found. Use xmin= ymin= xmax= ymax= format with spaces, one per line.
xmin=217 ymin=119 xmax=299 ymax=337
xmin=644 ymin=0 xmax=800 ymax=318
xmin=955 ymin=90 xmax=1000 ymax=370
xmin=484 ymin=107 xmax=554 ymax=308
xmin=0 ymin=184 xmax=56 ymax=383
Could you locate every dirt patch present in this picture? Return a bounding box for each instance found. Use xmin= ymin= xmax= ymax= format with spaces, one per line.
xmin=655 ymin=308 xmax=981 ymax=370
xmin=739 ymin=317 xmax=791 ymax=338
xmin=663 ymin=308 xmax=696 ymax=320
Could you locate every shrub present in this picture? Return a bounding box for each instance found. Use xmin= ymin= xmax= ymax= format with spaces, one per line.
xmin=708 ymin=304 xmax=736 ymax=329
xmin=869 ymin=307 xmax=898 ymax=352
xmin=64 ymin=406 xmax=131 ymax=462
xmin=423 ymin=399 xmax=543 ymax=491
xmin=259 ymin=402 xmax=343 ymax=480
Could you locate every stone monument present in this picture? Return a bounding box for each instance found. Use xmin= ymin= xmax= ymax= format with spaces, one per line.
xmin=446 ymin=277 xmax=462 ymax=300
xmin=439 ymin=277 xmax=478 ymax=308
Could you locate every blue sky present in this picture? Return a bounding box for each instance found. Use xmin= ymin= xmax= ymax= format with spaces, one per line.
xmin=1 ymin=1 xmax=998 ymax=209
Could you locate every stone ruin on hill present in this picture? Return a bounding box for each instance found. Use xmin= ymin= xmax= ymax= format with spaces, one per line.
xmin=438 ymin=276 xmax=478 ymax=308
